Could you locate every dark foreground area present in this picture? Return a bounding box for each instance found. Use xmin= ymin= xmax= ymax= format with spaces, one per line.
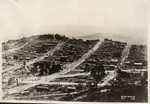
xmin=71 ymin=85 xmax=147 ymax=102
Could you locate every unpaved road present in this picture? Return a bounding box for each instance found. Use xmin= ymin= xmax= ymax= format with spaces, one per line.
xmin=19 ymin=72 xmax=90 ymax=82
xmin=120 ymin=44 xmax=131 ymax=65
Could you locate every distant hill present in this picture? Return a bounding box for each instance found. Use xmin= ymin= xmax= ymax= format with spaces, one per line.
xmin=80 ymin=33 xmax=147 ymax=45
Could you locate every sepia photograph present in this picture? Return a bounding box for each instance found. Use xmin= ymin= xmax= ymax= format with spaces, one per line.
xmin=0 ymin=0 xmax=149 ymax=103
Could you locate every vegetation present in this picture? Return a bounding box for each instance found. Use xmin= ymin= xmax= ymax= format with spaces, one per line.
xmin=90 ymin=62 xmax=106 ymax=88
xmin=31 ymin=61 xmax=62 ymax=76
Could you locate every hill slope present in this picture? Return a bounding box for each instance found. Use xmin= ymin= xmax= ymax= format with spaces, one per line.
xmin=80 ymin=33 xmax=146 ymax=45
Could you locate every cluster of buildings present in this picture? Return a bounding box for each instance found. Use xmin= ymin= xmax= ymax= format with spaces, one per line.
xmin=77 ymin=39 xmax=127 ymax=71
xmin=124 ymin=45 xmax=147 ymax=70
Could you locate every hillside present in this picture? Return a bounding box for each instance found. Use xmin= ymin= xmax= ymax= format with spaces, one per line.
xmin=80 ymin=33 xmax=147 ymax=45
xmin=2 ymin=34 xmax=68 ymax=53
xmin=2 ymin=33 xmax=98 ymax=75
xmin=2 ymin=34 xmax=147 ymax=102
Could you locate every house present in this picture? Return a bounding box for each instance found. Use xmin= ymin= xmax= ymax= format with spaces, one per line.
xmin=13 ymin=55 xmax=19 ymax=60
xmin=87 ymin=58 xmax=96 ymax=63
xmin=67 ymin=87 xmax=76 ymax=93
xmin=19 ymin=56 xmax=24 ymax=60
xmin=104 ymin=65 xmax=110 ymax=70
xmin=125 ymin=61 xmax=131 ymax=64
xmin=104 ymin=64 xmax=116 ymax=70
xmin=25 ymin=56 xmax=31 ymax=60
xmin=60 ymin=56 xmax=68 ymax=62
xmin=44 ymin=56 xmax=49 ymax=60
xmin=111 ymin=59 xmax=119 ymax=63
xmin=36 ymin=85 xmax=49 ymax=91
xmin=110 ymin=64 xmax=115 ymax=70
xmin=134 ymin=62 xmax=142 ymax=66
xmin=12 ymin=53 xmax=26 ymax=60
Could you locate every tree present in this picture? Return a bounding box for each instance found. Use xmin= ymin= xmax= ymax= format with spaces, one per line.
xmin=49 ymin=63 xmax=62 ymax=74
xmin=76 ymin=84 xmax=84 ymax=92
xmin=84 ymin=64 xmax=90 ymax=72
xmin=141 ymin=71 xmax=147 ymax=85
xmin=90 ymin=62 xmax=106 ymax=88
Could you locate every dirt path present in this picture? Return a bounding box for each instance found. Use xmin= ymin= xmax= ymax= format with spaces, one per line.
xmin=98 ymin=71 xmax=117 ymax=87
xmin=120 ymin=44 xmax=131 ymax=65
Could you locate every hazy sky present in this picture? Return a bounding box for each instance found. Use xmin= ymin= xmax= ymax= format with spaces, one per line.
xmin=0 ymin=0 xmax=148 ymax=42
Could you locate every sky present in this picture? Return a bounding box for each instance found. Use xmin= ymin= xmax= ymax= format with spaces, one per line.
xmin=0 ymin=0 xmax=148 ymax=42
